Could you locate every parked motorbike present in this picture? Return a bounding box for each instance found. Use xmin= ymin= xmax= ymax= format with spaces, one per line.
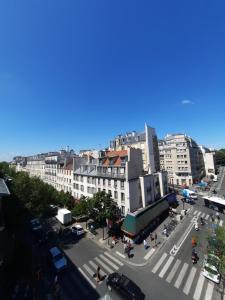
xmin=200 ymin=217 xmax=205 ymax=225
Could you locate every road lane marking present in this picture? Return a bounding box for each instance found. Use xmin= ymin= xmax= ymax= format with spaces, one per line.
xmin=193 ymin=274 xmax=205 ymax=300
xmin=166 ymin=259 xmax=181 ymax=283
xmin=116 ymin=251 xmax=126 ymax=258
xmin=89 ymin=260 xmax=107 ymax=277
xmin=197 ymin=211 xmax=201 ymax=217
xmin=152 ymin=253 xmax=168 ymax=274
xmin=183 ymin=266 xmax=197 ymax=295
xmin=205 ymin=214 xmax=209 ymax=220
xmin=144 ymin=248 xmax=155 ymax=260
xmin=83 ymin=264 xmax=95 ymax=277
xmin=104 ymin=252 xmax=124 ymax=266
xmin=94 ymin=257 xmax=113 ymax=274
xmin=174 ymin=263 xmax=188 ymax=289
xmin=204 ymin=281 xmax=214 ymax=300
xmin=194 ymin=210 xmax=198 ymax=215
xmin=78 ymin=267 xmax=96 ymax=289
xmin=159 ymin=256 xmax=174 ymax=278
xmin=219 ymin=219 xmax=223 ymax=226
xmin=201 ymin=212 xmax=205 ymax=218
xmin=99 ymin=254 xmax=119 ymax=270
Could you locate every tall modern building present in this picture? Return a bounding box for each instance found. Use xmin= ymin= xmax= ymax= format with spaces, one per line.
xmin=109 ymin=124 xmax=160 ymax=174
xmin=158 ymin=134 xmax=205 ymax=186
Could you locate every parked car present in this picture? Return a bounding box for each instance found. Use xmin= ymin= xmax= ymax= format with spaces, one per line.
xmin=106 ymin=272 xmax=144 ymax=299
xmin=202 ymin=254 xmax=220 ymax=283
xmin=49 ymin=246 xmax=67 ymax=272
xmin=71 ymin=224 xmax=85 ymax=236
xmin=30 ymin=218 xmax=42 ymax=231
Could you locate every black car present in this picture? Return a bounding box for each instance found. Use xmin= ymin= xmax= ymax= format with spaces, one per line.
xmin=106 ymin=273 xmax=144 ymax=300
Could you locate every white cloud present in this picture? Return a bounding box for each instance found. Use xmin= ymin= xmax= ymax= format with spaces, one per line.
xmin=181 ymin=99 xmax=194 ymax=105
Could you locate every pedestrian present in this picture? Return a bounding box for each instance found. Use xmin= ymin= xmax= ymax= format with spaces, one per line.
xmin=96 ymin=266 xmax=101 ymax=283
xmin=143 ymin=239 xmax=148 ymax=250
xmin=123 ymin=242 xmax=127 ymax=254
xmin=112 ymin=236 xmax=116 ymax=246
xmin=150 ymin=233 xmax=153 ymax=241
xmin=154 ymin=233 xmax=157 ymax=247
xmin=216 ymin=212 xmax=220 ymax=220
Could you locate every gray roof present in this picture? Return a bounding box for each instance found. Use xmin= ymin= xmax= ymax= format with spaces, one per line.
xmin=0 ymin=179 xmax=10 ymax=196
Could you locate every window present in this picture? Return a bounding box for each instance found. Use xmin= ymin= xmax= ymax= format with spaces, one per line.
xmin=80 ymin=185 xmax=84 ymax=192
xmin=121 ymin=192 xmax=125 ymax=202
xmin=121 ymin=206 xmax=125 ymax=215
xmin=114 ymin=180 xmax=117 ymax=188
xmin=98 ymin=178 xmax=100 ymax=184
xmin=108 ymin=179 xmax=111 ymax=187
xmin=120 ymin=181 xmax=124 ymax=189
xmin=103 ymin=179 xmax=105 ymax=186
xmin=108 ymin=190 xmax=111 ymax=196
xmin=98 ymin=188 xmax=101 ymax=192
xmin=114 ymin=191 xmax=118 ymax=199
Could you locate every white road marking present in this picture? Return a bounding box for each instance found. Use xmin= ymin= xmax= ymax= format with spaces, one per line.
xmin=116 ymin=251 xmax=126 ymax=258
xmin=205 ymin=214 xmax=209 ymax=220
xmin=204 ymin=281 xmax=214 ymax=300
xmin=144 ymin=248 xmax=155 ymax=260
xmin=166 ymin=259 xmax=181 ymax=283
xmin=194 ymin=210 xmax=198 ymax=215
xmin=201 ymin=212 xmax=206 ymax=218
xmin=83 ymin=264 xmax=95 ymax=277
xmin=193 ymin=274 xmax=205 ymax=300
xmin=219 ymin=219 xmax=223 ymax=226
xmin=78 ymin=267 xmax=96 ymax=289
xmin=174 ymin=263 xmax=188 ymax=289
xmin=94 ymin=257 xmax=113 ymax=274
xmin=89 ymin=260 xmax=107 ymax=276
xmin=197 ymin=211 xmax=201 ymax=217
xmin=99 ymin=254 xmax=119 ymax=270
xmin=159 ymin=256 xmax=174 ymax=278
xmin=104 ymin=252 xmax=124 ymax=266
xmin=152 ymin=253 xmax=168 ymax=274
xmin=183 ymin=266 xmax=197 ymax=295
xmin=214 ymin=219 xmax=218 ymax=224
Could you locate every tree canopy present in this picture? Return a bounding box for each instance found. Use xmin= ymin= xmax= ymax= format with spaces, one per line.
xmin=215 ymin=149 xmax=225 ymax=167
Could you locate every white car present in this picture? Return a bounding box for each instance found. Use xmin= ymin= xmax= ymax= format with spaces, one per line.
xmin=71 ymin=224 xmax=85 ymax=236
xmin=202 ymin=254 xmax=220 ymax=283
xmin=30 ymin=218 xmax=42 ymax=231
xmin=49 ymin=246 xmax=67 ymax=272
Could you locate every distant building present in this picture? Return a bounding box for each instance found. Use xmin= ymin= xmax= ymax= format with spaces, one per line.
xmin=109 ymin=124 xmax=160 ymax=174
xmin=199 ymin=146 xmax=216 ymax=177
xmin=158 ymin=133 xmax=205 ymax=186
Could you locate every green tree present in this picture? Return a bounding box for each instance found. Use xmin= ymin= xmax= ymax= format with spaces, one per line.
xmin=215 ymin=149 xmax=225 ymax=167
xmin=72 ymin=197 xmax=89 ymax=217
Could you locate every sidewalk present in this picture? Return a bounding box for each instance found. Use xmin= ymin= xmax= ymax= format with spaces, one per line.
xmin=83 ymin=201 xmax=192 ymax=266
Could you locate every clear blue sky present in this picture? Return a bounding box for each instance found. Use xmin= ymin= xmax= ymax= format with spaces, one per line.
xmin=1 ymin=0 xmax=225 ymax=161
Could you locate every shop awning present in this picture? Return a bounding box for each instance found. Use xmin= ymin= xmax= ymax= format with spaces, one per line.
xmin=121 ymin=198 xmax=169 ymax=237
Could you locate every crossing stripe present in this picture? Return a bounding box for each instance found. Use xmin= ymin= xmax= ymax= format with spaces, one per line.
xmin=204 ymin=281 xmax=214 ymax=300
xmin=99 ymin=254 xmax=119 ymax=270
xmin=144 ymin=248 xmax=155 ymax=260
xmin=159 ymin=256 xmax=174 ymax=278
xmin=83 ymin=264 xmax=95 ymax=277
xmin=214 ymin=219 xmax=218 ymax=224
xmin=89 ymin=260 xmax=107 ymax=277
xmin=94 ymin=257 xmax=113 ymax=274
xmin=193 ymin=210 xmax=198 ymax=215
xmin=174 ymin=263 xmax=188 ymax=289
xmin=166 ymin=259 xmax=181 ymax=283
xmin=152 ymin=253 xmax=168 ymax=274
xmin=219 ymin=220 xmax=223 ymax=226
xmin=205 ymin=214 xmax=209 ymax=220
xmin=193 ymin=274 xmax=205 ymax=300
xmin=201 ymin=212 xmax=205 ymax=218
xmin=116 ymin=251 xmax=126 ymax=258
xmin=183 ymin=266 xmax=197 ymax=295
xmin=78 ymin=267 xmax=96 ymax=289
xmin=197 ymin=211 xmax=201 ymax=217
xmin=104 ymin=252 xmax=124 ymax=266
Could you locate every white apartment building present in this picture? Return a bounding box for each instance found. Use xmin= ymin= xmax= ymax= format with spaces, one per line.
xmin=109 ymin=124 xmax=160 ymax=174
xmin=158 ymin=134 xmax=205 ymax=186
xmin=72 ymin=148 xmax=168 ymax=215
xmin=56 ymin=159 xmax=73 ymax=194
xmin=199 ymin=146 xmax=216 ymax=177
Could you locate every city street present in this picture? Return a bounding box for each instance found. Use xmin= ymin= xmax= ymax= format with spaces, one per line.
xmin=56 ymin=195 xmax=225 ymax=300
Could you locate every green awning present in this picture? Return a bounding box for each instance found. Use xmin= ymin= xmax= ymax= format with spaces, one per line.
xmin=122 ymin=198 xmax=169 ymax=236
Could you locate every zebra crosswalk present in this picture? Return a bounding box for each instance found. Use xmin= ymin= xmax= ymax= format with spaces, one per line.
xmin=193 ymin=209 xmax=224 ymax=226
xmin=151 ymin=252 xmax=218 ymax=300
xmin=78 ymin=251 xmax=123 ymax=288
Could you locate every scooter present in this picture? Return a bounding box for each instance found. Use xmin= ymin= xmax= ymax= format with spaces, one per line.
xmin=200 ymin=217 xmax=205 ymax=226
xmin=194 ymin=222 xmax=199 ymax=231
xmin=192 ymin=254 xmax=197 ymax=264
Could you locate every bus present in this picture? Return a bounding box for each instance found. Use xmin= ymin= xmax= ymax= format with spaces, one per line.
xmin=203 ymin=196 xmax=225 ymax=214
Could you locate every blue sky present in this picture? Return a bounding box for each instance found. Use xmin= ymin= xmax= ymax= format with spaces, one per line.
xmin=1 ymin=0 xmax=225 ymax=161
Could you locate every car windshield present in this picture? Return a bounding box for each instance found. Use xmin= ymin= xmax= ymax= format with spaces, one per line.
xmin=204 ymin=266 xmax=219 ymax=276
xmin=53 ymin=253 xmax=63 ymax=262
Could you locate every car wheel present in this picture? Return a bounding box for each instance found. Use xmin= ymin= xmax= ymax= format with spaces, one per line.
xmin=107 ymin=285 xmax=112 ymax=291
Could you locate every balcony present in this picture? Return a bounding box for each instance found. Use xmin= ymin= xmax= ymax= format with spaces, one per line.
xmin=96 ymin=172 xmax=125 ymax=179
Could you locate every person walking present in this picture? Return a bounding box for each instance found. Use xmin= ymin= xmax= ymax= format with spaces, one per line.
xmin=96 ymin=266 xmax=101 ymax=283
xmin=143 ymin=239 xmax=148 ymax=250
xmin=154 ymin=233 xmax=157 ymax=247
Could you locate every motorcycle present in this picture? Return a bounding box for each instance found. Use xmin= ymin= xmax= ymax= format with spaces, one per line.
xmin=200 ymin=217 xmax=205 ymax=226
xmin=194 ymin=222 xmax=199 ymax=231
